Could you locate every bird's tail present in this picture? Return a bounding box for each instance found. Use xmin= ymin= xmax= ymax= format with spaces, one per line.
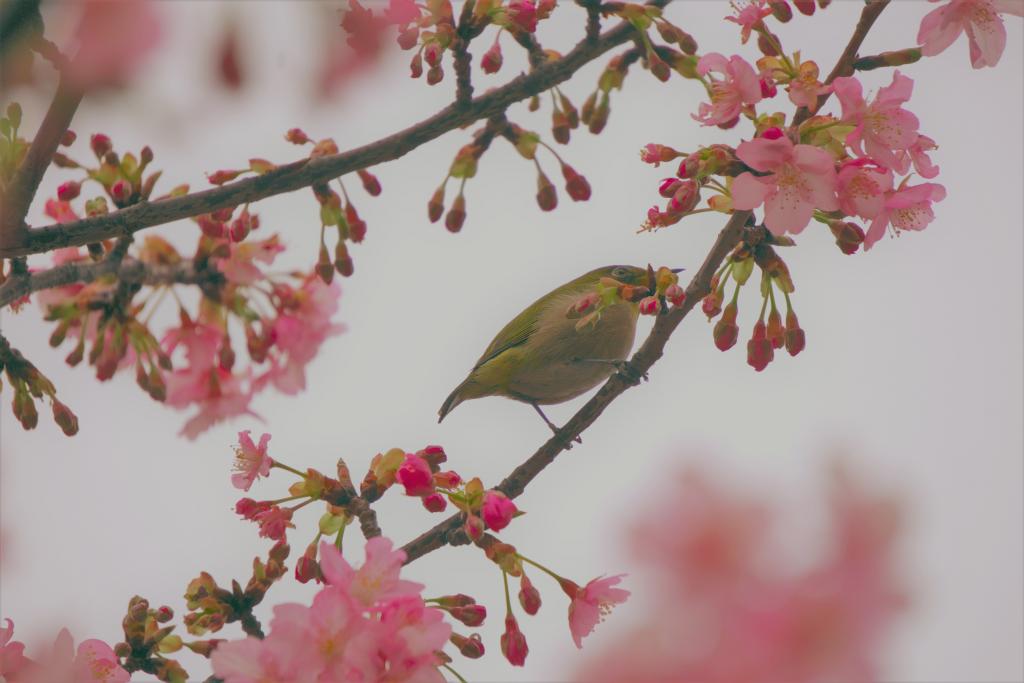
xmin=438 ymin=380 xmax=470 ymax=423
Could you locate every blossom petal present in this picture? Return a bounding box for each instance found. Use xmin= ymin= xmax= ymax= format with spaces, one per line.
xmin=730 ymin=173 xmax=773 ymax=210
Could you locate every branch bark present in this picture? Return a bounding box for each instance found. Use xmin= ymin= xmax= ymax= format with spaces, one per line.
xmin=0 ymin=256 xmax=222 ymax=308
xmin=400 ymin=209 xmax=751 ymax=564
xmin=0 ymin=10 xmax=657 ymax=258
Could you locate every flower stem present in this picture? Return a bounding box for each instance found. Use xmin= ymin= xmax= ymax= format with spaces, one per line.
xmin=502 ymin=570 xmax=513 ymax=616
xmin=272 ymin=461 xmax=306 ymax=478
xmin=441 ymin=663 xmax=469 ymax=683
xmin=516 ymin=554 xmax=565 ymax=584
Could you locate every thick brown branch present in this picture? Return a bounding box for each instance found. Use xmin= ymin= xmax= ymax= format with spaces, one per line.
xmin=792 ymin=0 xmax=891 ymax=127
xmin=1 ymin=78 xmax=83 ymax=249
xmin=400 ymin=209 xmax=751 ymax=564
xmin=2 ymin=10 xmax=665 ymax=258
xmin=0 ymin=256 xmax=222 ymax=308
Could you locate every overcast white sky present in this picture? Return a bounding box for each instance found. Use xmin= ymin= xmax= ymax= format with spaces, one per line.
xmin=1 ymin=2 xmax=1022 ymax=681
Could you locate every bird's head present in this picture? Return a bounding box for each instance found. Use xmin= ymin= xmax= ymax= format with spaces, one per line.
xmin=581 ymin=264 xmax=684 ymax=290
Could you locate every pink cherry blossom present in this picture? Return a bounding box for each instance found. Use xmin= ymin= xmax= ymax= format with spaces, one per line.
xmin=918 ymin=0 xmax=1023 ymax=68
xmin=833 ymin=72 xmax=920 ymax=171
xmin=11 ymin=628 xmax=129 ymax=683
xmin=395 ymin=453 xmax=434 ymax=497
xmin=731 ymin=131 xmax=839 ymax=235
xmin=376 ymin=596 xmax=451 ymax=680
xmin=565 ymin=575 xmax=630 ymax=648
xmin=215 ymin=235 xmax=285 ymax=285
xmin=319 ymin=538 xmax=423 ymax=607
xmin=231 ymin=430 xmax=273 ymax=491
xmin=895 ymin=134 xmax=941 ymax=179
xmin=864 ymin=181 xmax=947 ymax=250
xmin=836 ymin=159 xmax=895 ymax=220
xmin=693 ymin=53 xmax=763 ymax=127
xmin=481 ymin=490 xmax=518 ymax=531
xmin=0 ymin=619 xmax=29 ymax=680
xmin=786 ymin=61 xmax=831 ymax=108
xmin=65 ymin=0 xmax=163 ymax=91
xmin=725 ymin=0 xmax=772 ymax=44
xmin=258 ymin=275 xmax=344 ymax=395
xmin=254 ymin=505 xmax=294 ymax=540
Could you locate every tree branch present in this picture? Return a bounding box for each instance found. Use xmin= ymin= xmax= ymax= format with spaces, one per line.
xmin=400 ymin=209 xmax=752 ymax=564
xmin=0 ymin=256 xmax=223 ymax=308
xmin=1 ymin=7 xmax=665 ymax=258
xmin=1 ymin=78 xmax=83 ymax=250
xmin=791 ymin=0 xmax=891 ymax=127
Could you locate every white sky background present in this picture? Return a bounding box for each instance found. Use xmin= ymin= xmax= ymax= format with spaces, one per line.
xmin=1 ymin=1 xmax=1022 ymax=681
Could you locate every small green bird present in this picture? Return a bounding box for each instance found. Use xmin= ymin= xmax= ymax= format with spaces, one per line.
xmin=438 ymin=264 xmax=655 ymax=434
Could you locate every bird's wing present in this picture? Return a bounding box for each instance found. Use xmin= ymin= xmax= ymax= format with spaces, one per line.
xmin=472 ymin=304 xmax=539 ymax=371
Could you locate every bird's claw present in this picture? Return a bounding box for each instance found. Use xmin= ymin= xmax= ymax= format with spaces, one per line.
xmin=614 ymin=360 xmax=648 ymax=385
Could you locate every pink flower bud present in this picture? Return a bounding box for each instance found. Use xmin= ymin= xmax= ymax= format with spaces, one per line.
xmin=762 ymin=126 xmax=785 ymax=140
xmin=409 ymin=52 xmax=423 ymax=78
xmin=785 ymin=310 xmax=805 ymax=356
xmin=768 ymin=0 xmax=793 ymax=21
xmin=285 ymin=128 xmax=310 ymax=145
xmin=713 ymin=302 xmax=739 ymax=351
xmin=482 ymin=41 xmax=503 ymax=74
xmin=428 ymin=186 xmax=445 ymax=223
xmin=501 ymin=615 xmax=529 ymax=666
xmin=747 ymin=320 xmax=774 ymax=371
xmin=665 ymin=283 xmax=686 ymax=307
xmin=445 ymin=194 xmax=466 ymax=233
xmin=90 ymin=133 xmax=112 ymax=158
xmin=449 ymin=604 xmax=487 ymax=627
xmin=561 ymin=164 xmax=591 ymax=201
xmin=426 ymin=65 xmax=444 ymax=85
xmin=670 ymin=179 xmax=700 ymax=213
xmin=464 ymin=514 xmax=485 ymax=541
xmin=235 ymin=498 xmax=273 ymax=520
xmin=482 ymin=491 xmax=518 ymax=532
xmin=659 ymin=178 xmax=682 ymax=198
xmin=422 ymin=493 xmax=447 ymax=512
xmin=57 ymin=181 xmax=81 ymax=201
xmin=508 ymin=0 xmax=538 ymax=32
xmin=760 ymin=75 xmax=778 ymax=97
xmin=433 ymin=470 xmax=462 ymax=489
xmin=518 ymin=574 xmax=542 ymax=615
xmin=356 ymin=169 xmax=381 ymax=196
xmin=61 ymin=130 xmax=77 ymax=146
xmin=536 ymin=171 xmax=557 ymax=211
xmin=766 ymin=309 xmax=785 ymax=349
xmin=638 ymin=296 xmax=660 ymax=315
xmin=450 ymin=633 xmax=485 ymax=659
xmin=230 ymin=215 xmax=251 ymax=242
xmin=110 ymin=179 xmax=132 ymax=205
xmin=793 ymin=0 xmax=815 ymax=14
xmin=155 ymin=606 xmax=174 ymax=623
xmin=423 ymin=42 xmax=442 ymax=67
xmin=345 ymin=203 xmax=368 ymax=243
xmin=397 ymin=26 xmax=419 ymax=50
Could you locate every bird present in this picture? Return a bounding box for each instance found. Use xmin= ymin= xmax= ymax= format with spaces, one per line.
xmin=438 ymin=264 xmax=658 ymax=436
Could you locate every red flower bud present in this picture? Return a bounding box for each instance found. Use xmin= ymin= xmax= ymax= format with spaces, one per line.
xmin=428 ymin=186 xmax=445 ymax=223
xmin=286 ymin=128 xmax=310 ymax=145
xmin=449 ymin=604 xmax=487 ymax=627
xmin=422 ymin=493 xmax=448 ymax=512
xmin=426 ymin=65 xmax=444 ymax=85
xmin=665 ymin=283 xmax=686 ymax=307
xmin=649 ymin=53 xmax=671 ymax=82
xmin=677 ymin=153 xmax=700 ymax=179
xmin=758 ymin=33 xmax=781 ymax=58
xmin=785 ymin=310 xmax=805 ymax=356
xmin=356 ymin=169 xmax=381 ymax=196
xmin=713 ymin=302 xmax=739 ymax=351
xmin=345 ymin=203 xmax=368 ymax=243
xmin=464 ymin=514 xmax=484 ymax=541
xmin=57 ymin=181 xmax=81 ymax=201
xmin=561 ymin=164 xmax=591 ymax=201
xmin=482 ymin=41 xmax=503 ymax=74
xmin=500 ymin=615 xmax=529 ymax=666
xmin=90 ymin=133 xmax=112 ymax=159
xmin=793 ymin=0 xmax=815 ymax=15
xmin=423 ymin=42 xmax=442 ymax=67
xmin=638 ymin=296 xmax=661 ymax=315
xmin=445 ymin=194 xmax=466 ymax=233
xmin=659 ymin=178 xmax=682 ymax=198
xmin=536 ymin=171 xmax=557 ymax=211
xmin=433 ymin=470 xmax=461 ymax=489
xmin=747 ymin=320 xmax=774 ymax=371
xmin=768 ymin=0 xmax=793 ymax=21
xmin=110 ymin=179 xmax=132 ymax=206
xmin=518 ymin=574 xmax=542 ymax=615
xmin=410 ymin=52 xmax=423 ymax=78
xmin=230 ymin=215 xmax=251 ymax=242
xmin=829 ymin=221 xmax=865 ymax=255
xmin=552 ymin=109 xmax=570 ymax=144
xmin=334 ymin=242 xmax=354 ymax=277
xmin=60 ymin=130 xmax=77 ymax=146
xmin=450 ymin=633 xmax=485 ymax=659
xmin=51 ymin=400 xmax=78 ymax=436
xmin=196 ymin=215 xmax=223 ymax=239
xmin=316 ymin=244 xmax=335 ymax=284
xmin=767 ymin=309 xmax=785 ymax=349
xmin=670 ymin=179 xmax=700 ymax=213
xmin=155 ymin=606 xmax=174 ymax=623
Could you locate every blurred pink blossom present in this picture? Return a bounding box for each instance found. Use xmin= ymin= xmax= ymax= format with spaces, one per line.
xmin=918 ymin=0 xmax=1023 ymax=68
xmin=319 ymin=537 xmax=424 ymax=608
xmin=1 ymin=627 xmax=128 ymax=683
xmin=576 ymin=465 xmax=907 ymax=683
xmin=65 ymin=0 xmax=162 ymax=91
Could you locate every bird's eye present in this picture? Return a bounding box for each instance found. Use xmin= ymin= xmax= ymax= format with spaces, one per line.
xmin=612 ymin=267 xmax=628 ymax=279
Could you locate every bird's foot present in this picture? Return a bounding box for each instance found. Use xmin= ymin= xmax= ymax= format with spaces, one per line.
xmin=570 ymin=357 xmax=648 ymax=385
xmin=532 ymin=402 xmax=582 ymax=447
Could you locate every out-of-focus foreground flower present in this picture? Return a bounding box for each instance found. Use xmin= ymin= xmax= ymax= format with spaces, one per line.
xmin=576 ymin=463 xmax=907 ymax=683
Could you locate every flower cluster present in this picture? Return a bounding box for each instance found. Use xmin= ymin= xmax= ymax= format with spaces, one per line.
xmin=211 ymin=538 xmax=452 ymax=682
xmin=0 ymin=620 xmax=129 ymax=683
xmin=576 ymin=464 xmax=906 ymax=683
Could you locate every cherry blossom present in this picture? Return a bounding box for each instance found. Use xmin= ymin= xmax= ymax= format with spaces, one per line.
xmin=725 ymin=0 xmax=772 ymax=44
xmin=693 ymin=53 xmax=763 ymax=127
xmin=865 ymin=181 xmax=947 ymax=249
xmin=836 ymin=159 xmax=895 ymax=220
xmin=833 ymin=72 xmax=920 ymax=171
xmin=231 ymin=430 xmax=273 ymax=491
xmin=731 ymin=129 xmax=839 ymax=235
xmin=319 ymin=537 xmax=423 ymax=608
xmin=395 ymin=452 xmax=434 ymax=497
xmin=215 ymin=235 xmax=285 ymax=286
xmin=918 ymin=0 xmax=1024 ymax=68
xmin=895 ymin=134 xmax=941 ymax=179
xmin=563 ymin=575 xmax=630 ymax=648
xmin=0 ymin=619 xmax=29 ymax=680
xmin=65 ymin=0 xmax=162 ymax=91
xmin=481 ymin=490 xmax=518 ymax=531
xmin=4 ymin=628 xmax=129 ymax=683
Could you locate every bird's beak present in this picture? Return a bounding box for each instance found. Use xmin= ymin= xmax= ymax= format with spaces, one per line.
xmin=671 ymin=267 xmax=686 ymax=273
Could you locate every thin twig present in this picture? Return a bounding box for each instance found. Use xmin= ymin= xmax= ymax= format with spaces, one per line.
xmin=2 ymin=4 xmax=670 ymax=258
